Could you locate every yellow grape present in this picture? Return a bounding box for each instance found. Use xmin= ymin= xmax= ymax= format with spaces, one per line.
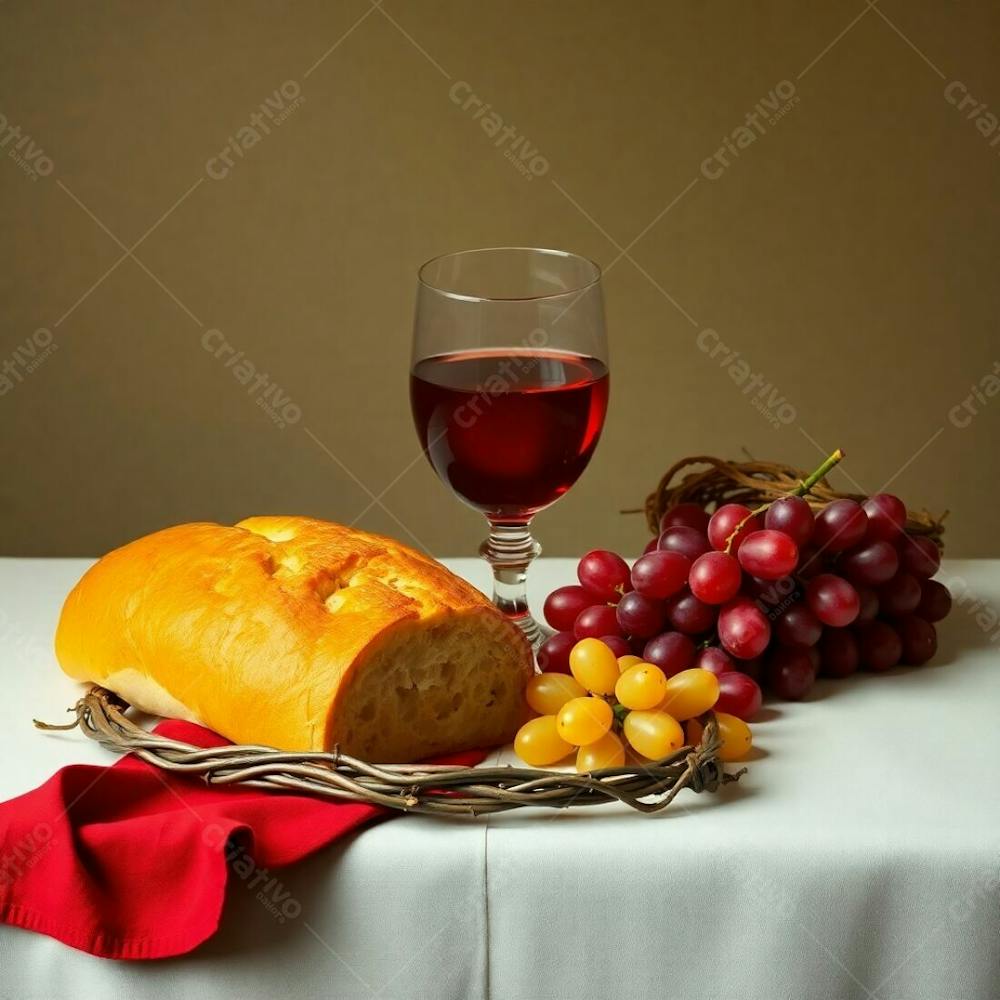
xmin=569 ymin=638 xmax=620 ymax=695
xmin=556 ymin=696 xmax=614 ymax=746
xmin=685 ymin=718 xmax=703 ymax=747
xmin=622 ymin=710 xmax=684 ymax=760
xmin=686 ymin=712 xmax=753 ymax=762
xmin=514 ymin=715 xmax=573 ymax=767
xmin=576 ymin=731 xmax=626 ymax=772
xmin=617 ymin=654 xmax=644 ymax=674
xmin=714 ymin=712 xmax=753 ymax=762
xmin=525 ymin=673 xmax=587 ymax=716
xmin=615 ymin=663 xmax=668 ymax=710
xmin=657 ymin=668 xmax=720 ymax=721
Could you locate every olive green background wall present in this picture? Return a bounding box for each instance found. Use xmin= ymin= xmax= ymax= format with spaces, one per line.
xmin=2 ymin=0 xmax=998 ymax=558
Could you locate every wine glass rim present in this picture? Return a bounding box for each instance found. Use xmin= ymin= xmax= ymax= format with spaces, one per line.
xmin=417 ymin=246 xmax=602 ymax=303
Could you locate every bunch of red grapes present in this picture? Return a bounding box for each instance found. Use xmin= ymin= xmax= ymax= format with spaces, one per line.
xmin=540 ymin=493 xmax=952 ymax=703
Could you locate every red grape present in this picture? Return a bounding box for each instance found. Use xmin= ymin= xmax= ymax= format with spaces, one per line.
xmin=536 ymin=631 xmax=576 ymax=674
xmin=813 ymin=499 xmax=868 ymax=553
xmin=818 ymin=628 xmax=859 ymax=678
xmin=716 ymin=671 xmax=763 ymax=720
xmin=764 ymin=496 xmax=814 ymax=547
xmin=574 ymin=605 xmax=622 ymax=640
xmin=657 ymin=525 xmax=711 ymax=562
xmin=616 ymin=591 xmax=665 ymax=638
xmin=642 ymin=536 xmax=658 ymax=555
xmin=745 ymin=575 xmax=796 ymax=610
xmin=896 ymin=615 xmax=937 ymax=665
xmin=577 ymin=550 xmax=631 ymax=601
xmin=856 ymin=621 xmax=902 ymax=671
xmin=855 ymin=586 xmax=879 ymax=623
xmin=774 ymin=602 xmax=823 ymax=647
xmin=631 ymin=550 xmax=691 ymax=600
xmin=737 ymin=529 xmax=799 ymax=580
xmin=718 ymin=597 xmax=772 ymax=660
xmin=664 ymin=592 xmax=717 ymax=635
xmin=737 ymin=656 xmax=763 ymax=682
xmin=543 ymin=585 xmax=594 ymax=632
xmin=642 ymin=632 xmax=695 ymax=677
xmin=806 ymin=573 xmax=860 ymax=627
xmin=708 ymin=504 xmax=763 ymax=553
xmin=898 ymin=535 xmax=940 ymax=579
xmin=694 ymin=646 xmax=735 ymax=676
xmin=863 ymin=493 xmax=907 ymax=543
xmin=916 ymin=579 xmax=952 ymax=622
xmin=877 ymin=572 xmax=921 ymax=616
xmin=688 ymin=551 xmax=742 ymax=604
xmin=839 ymin=540 xmax=899 ymax=586
xmin=796 ymin=546 xmax=827 ymax=580
xmin=765 ymin=646 xmax=816 ymax=700
xmin=659 ymin=502 xmax=710 ymax=534
xmin=599 ymin=635 xmax=632 ymax=658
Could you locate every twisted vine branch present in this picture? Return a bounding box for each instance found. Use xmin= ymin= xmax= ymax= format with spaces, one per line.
xmin=35 ymin=687 xmax=743 ymax=816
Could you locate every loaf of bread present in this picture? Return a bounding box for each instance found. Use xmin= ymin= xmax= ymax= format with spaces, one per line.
xmin=55 ymin=516 xmax=533 ymax=761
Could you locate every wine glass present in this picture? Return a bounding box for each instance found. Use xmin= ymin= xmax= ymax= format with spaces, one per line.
xmin=410 ymin=247 xmax=609 ymax=647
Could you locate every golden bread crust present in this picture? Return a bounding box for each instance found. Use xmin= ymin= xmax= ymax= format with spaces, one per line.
xmin=55 ymin=516 xmax=532 ymax=758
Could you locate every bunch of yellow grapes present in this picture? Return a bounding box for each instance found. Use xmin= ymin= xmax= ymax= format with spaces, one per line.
xmin=514 ymin=637 xmax=754 ymax=772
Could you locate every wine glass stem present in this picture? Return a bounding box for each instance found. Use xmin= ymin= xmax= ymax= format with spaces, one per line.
xmin=480 ymin=520 xmax=547 ymax=649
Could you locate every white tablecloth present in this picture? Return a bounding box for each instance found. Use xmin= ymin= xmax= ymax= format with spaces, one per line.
xmin=1 ymin=557 xmax=998 ymax=1000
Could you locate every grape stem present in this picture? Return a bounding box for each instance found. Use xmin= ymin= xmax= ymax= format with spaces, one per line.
xmin=723 ymin=448 xmax=845 ymax=554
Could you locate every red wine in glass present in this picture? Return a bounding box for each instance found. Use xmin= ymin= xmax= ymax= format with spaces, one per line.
xmin=410 ymin=349 xmax=609 ymax=519
xmin=411 ymin=247 xmax=608 ymax=646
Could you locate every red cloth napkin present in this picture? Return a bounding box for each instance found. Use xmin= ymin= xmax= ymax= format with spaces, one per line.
xmin=0 ymin=720 xmax=486 ymax=959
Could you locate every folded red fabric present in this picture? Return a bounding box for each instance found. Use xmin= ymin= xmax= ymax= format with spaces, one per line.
xmin=0 ymin=720 xmax=486 ymax=959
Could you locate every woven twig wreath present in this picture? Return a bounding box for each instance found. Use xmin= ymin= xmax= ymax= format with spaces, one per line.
xmin=36 ymin=687 xmax=744 ymax=816
xmin=627 ymin=455 xmax=947 ymax=543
